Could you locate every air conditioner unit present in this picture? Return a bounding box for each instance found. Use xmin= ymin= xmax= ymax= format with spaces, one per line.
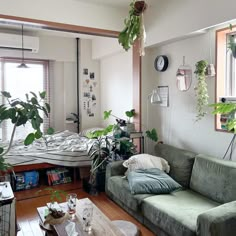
xmin=0 ymin=32 xmax=39 ymax=53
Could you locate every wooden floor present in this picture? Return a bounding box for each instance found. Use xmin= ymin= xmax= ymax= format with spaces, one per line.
xmin=16 ymin=181 xmax=155 ymax=236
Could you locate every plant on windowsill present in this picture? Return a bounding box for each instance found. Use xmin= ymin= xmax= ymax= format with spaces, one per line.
xmin=0 ymin=91 xmax=54 ymax=173
xmin=119 ymin=0 xmax=147 ymax=56
xmin=210 ymin=102 xmax=236 ymax=132
xmin=194 ymin=60 xmax=209 ymax=121
xmin=228 ymin=24 xmax=236 ymax=59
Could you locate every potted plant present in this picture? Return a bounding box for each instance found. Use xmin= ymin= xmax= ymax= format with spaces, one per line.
xmin=36 ymin=188 xmax=68 ymax=225
xmin=124 ymin=109 xmax=136 ymax=133
xmin=194 ymin=60 xmax=209 ymax=121
xmin=84 ymin=125 xmax=114 ymax=194
xmin=118 ymin=0 xmax=147 ymax=56
xmin=0 ymin=91 xmax=54 ymax=173
xmin=228 ymin=24 xmax=236 ymax=58
xmin=210 ymin=102 xmax=236 ymax=132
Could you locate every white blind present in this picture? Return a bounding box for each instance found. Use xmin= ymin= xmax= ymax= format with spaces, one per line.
xmin=0 ymin=58 xmax=50 ymax=141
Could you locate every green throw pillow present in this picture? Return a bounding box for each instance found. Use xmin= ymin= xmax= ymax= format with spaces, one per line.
xmin=127 ymin=168 xmax=182 ymax=194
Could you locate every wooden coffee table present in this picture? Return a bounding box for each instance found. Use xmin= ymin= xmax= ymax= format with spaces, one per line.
xmin=37 ymin=198 xmax=125 ymax=236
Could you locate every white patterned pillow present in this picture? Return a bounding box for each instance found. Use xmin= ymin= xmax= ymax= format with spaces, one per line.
xmin=123 ymin=154 xmax=170 ymax=175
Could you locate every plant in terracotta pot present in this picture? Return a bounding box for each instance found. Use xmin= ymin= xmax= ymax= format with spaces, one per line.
xmin=228 ymin=24 xmax=236 ymax=58
xmin=194 ymin=60 xmax=209 ymax=121
xmin=118 ymin=0 xmax=147 ymax=56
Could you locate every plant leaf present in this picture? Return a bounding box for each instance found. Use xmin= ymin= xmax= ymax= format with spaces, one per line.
xmin=45 ymin=103 xmax=50 ymax=113
xmin=146 ymin=128 xmax=158 ymax=142
xmin=104 ymin=110 xmax=112 ymax=120
xmin=39 ymin=91 xmax=46 ymax=99
xmin=47 ymin=127 xmax=55 ymax=135
xmin=1 ymin=91 xmax=11 ymax=98
xmin=24 ymin=133 xmax=35 ymax=146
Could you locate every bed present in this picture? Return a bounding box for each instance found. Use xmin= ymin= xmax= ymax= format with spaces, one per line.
xmin=4 ymin=130 xmax=94 ymax=173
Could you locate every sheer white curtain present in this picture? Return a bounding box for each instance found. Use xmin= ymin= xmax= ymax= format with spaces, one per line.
xmin=0 ymin=58 xmax=50 ymax=141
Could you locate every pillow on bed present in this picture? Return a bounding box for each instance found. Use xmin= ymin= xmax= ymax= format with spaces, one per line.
xmin=79 ymin=127 xmax=104 ymax=137
xmin=127 ymin=168 xmax=182 ymax=194
xmin=123 ymin=154 xmax=170 ymax=175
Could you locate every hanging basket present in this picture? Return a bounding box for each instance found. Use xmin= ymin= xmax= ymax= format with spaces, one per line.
xmin=134 ymin=1 xmax=147 ymax=16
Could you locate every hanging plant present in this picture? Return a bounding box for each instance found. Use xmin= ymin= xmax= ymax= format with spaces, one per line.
xmin=228 ymin=24 xmax=236 ymax=58
xmin=194 ymin=60 xmax=209 ymax=121
xmin=118 ymin=0 xmax=147 ymax=56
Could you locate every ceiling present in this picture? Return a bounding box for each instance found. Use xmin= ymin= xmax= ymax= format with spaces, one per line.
xmin=75 ymin=0 xmax=157 ymax=9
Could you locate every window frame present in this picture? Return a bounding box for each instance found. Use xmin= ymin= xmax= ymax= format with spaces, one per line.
xmin=215 ymin=25 xmax=236 ymax=132
xmin=0 ymin=57 xmax=50 ymax=140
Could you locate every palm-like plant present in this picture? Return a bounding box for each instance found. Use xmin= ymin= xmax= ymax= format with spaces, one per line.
xmin=87 ymin=125 xmax=114 ymax=181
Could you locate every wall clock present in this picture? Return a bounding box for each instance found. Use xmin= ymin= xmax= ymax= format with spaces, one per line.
xmin=154 ymin=55 xmax=169 ymax=72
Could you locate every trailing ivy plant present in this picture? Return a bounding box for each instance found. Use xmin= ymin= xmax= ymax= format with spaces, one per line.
xmin=0 ymin=91 xmax=54 ymax=172
xmin=118 ymin=0 xmax=147 ymax=54
xmin=194 ymin=60 xmax=209 ymax=121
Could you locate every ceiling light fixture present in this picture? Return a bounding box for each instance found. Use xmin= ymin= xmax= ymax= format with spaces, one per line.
xmin=17 ymin=24 xmax=28 ymax=68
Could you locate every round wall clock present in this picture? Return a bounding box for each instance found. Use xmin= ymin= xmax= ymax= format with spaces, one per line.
xmin=154 ymin=55 xmax=169 ymax=72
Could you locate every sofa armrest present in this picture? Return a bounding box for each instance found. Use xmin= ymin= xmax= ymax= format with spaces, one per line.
xmin=106 ymin=160 xmax=126 ymax=178
xmin=105 ymin=160 xmax=126 ymax=195
xmin=197 ymin=201 xmax=236 ymax=236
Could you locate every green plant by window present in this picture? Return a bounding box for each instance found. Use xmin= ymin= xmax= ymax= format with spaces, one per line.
xmin=0 ymin=91 xmax=54 ymax=172
xmin=210 ymin=102 xmax=236 ymax=132
xmin=228 ymin=24 xmax=236 ymax=58
xmin=194 ymin=60 xmax=209 ymax=121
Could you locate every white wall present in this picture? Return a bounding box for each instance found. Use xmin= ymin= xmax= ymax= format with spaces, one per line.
xmin=92 ymin=37 xmax=123 ymax=60
xmin=145 ymin=0 xmax=236 ymax=47
xmin=0 ymin=34 xmax=78 ymax=132
xmin=100 ymin=50 xmax=133 ymax=126
xmin=0 ymin=0 xmax=126 ymax=31
xmin=79 ymin=39 xmax=101 ymax=130
xmin=142 ymin=29 xmax=236 ymax=160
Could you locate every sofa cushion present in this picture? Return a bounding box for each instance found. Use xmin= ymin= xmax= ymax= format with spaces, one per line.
xmin=154 ymin=144 xmax=196 ymax=188
xmin=190 ymin=154 xmax=236 ymax=204
xmin=127 ymin=168 xmax=182 ymax=194
xmin=107 ymin=176 xmax=154 ymax=212
xmin=142 ymin=190 xmax=219 ymax=236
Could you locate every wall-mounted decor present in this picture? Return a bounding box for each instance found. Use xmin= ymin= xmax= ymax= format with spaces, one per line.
xmin=157 ymin=86 xmax=169 ymax=107
xmin=176 ymin=56 xmax=192 ymax=91
xmin=82 ymin=68 xmax=97 ymax=118
xmin=154 ymin=55 xmax=169 ymax=72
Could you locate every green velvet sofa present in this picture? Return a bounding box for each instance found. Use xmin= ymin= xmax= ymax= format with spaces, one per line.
xmin=105 ymin=143 xmax=236 ymax=236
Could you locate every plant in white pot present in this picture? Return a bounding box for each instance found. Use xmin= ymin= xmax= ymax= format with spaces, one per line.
xmin=124 ymin=109 xmax=136 ymax=133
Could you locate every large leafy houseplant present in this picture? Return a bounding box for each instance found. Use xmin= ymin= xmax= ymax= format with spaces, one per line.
xmin=118 ymin=0 xmax=147 ymax=56
xmin=0 ymin=91 xmax=53 ymax=172
xmin=194 ymin=60 xmax=209 ymax=121
xmin=104 ymin=109 xmax=158 ymax=142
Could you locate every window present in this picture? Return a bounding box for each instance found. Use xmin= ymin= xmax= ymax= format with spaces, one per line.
xmin=216 ymin=25 xmax=236 ymax=131
xmin=0 ymin=58 xmax=49 ymax=141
